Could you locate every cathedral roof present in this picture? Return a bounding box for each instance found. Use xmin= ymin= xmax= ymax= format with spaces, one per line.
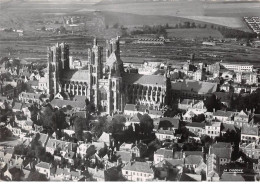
xmin=62 ymin=70 xmax=89 ymax=83
xmin=123 ymin=74 xmax=166 ymax=86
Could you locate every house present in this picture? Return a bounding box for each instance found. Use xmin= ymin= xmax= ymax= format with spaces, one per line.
xmin=234 ymin=110 xmax=250 ymax=127
xmin=64 ymin=151 xmax=76 ymax=165
xmin=38 ymin=77 xmax=48 ymax=91
xmin=3 ymin=167 xmax=24 ymax=181
xmin=97 ymin=132 xmax=113 ymax=147
xmin=184 ymin=155 xmax=204 ymax=172
xmin=19 ymin=92 xmax=43 ymax=104
xmin=77 ymin=143 xmax=96 ymax=159
xmin=122 ymin=161 xmax=154 ymax=181
xmin=180 ymin=173 xmax=202 ymax=181
xmin=12 ymin=102 xmax=23 ymax=113
xmin=178 ymin=99 xmax=207 ymax=112
xmin=185 ymin=122 xmax=206 ymax=137
xmin=171 ymin=80 xmax=218 ymax=100
xmin=209 ymin=142 xmax=232 ymax=165
xmin=45 ymin=139 xmax=77 ymax=155
xmin=131 ymin=142 xmax=148 ymax=158
xmin=154 ymin=117 xmax=180 ymax=131
xmin=154 ymin=158 xmax=184 ymax=180
xmin=240 ymin=142 xmax=260 ymax=159
xmin=155 ymin=129 xmax=175 ymax=141
xmin=213 ymin=110 xmax=234 ymax=123
xmin=183 ymin=109 xmax=205 ymax=123
xmin=35 ymin=162 xmax=52 ymax=178
xmin=119 ymin=143 xmax=134 ymax=152
xmin=154 ymin=148 xmax=173 ymax=164
xmin=87 ymin=167 xmax=105 ymax=181
xmin=54 ymin=92 xmax=71 ymax=100
xmin=221 ymin=123 xmax=238 ymax=136
xmin=27 ymin=80 xmax=39 ymax=90
xmin=33 ymin=133 xmax=49 ymax=147
xmin=206 ymin=154 xmax=220 ymax=181
xmin=115 ymin=151 xmax=133 ymax=164
xmin=50 ymin=99 xmax=85 ymax=111
xmin=205 ymin=122 xmax=221 ymax=139
xmin=241 ymin=125 xmax=259 ymax=144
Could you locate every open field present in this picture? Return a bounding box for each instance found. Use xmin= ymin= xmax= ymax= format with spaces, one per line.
xmin=166 ymin=28 xmax=223 ymax=39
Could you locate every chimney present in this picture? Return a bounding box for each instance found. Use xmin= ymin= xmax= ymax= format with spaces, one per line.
xmin=213 ymin=108 xmax=215 ymax=113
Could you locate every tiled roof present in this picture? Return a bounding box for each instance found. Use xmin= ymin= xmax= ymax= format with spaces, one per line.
xmin=46 ymin=139 xmax=76 ymax=151
xmin=171 ymin=80 xmax=217 ymax=94
xmin=221 ymin=123 xmax=237 ymax=133
xmin=36 ymin=162 xmax=51 ymax=169
xmin=50 ymin=99 xmax=86 ymax=109
xmin=149 ymin=110 xmax=163 ymax=116
xmin=123 ymin=74 xmax=166 ymax=86
xmin=184 ymin=151 xmax=203 ymax=157
xmin=97 ymin=132 xmax=111 ymax=143
xmin=124 ymin=104 xmax=136 ymax=111
xmin=115 ymin=151 xmax=132 ymax=162
xmin=155 ymin=148 xmax=173 ymax=159
xmin=72 ymin=95 xmax=86 ymax=103
xmin=186 ymin=122 xmax=206 ymax=129
xmin=241 ymin=126 xmax=259 ymax=136
xmin=12 ymin=102 xmax=23 ymax=110
xmin=213 ymin=110 xmax=234 ymax=117
xmin=120 ymin=143 xmax=134 ymax=151
xmin=20 ymin=92 xmax=42 ymax=99
xmin=156 ymin=129 xmax=174 ymax=135
xmin=88 ymin=167 xmax=105 ymax=179
xmin=210 ymin=142 xmax=232 ymax=159
xmin=123 ymin=161 xmax=153 ymax=174
xmin=34 ymin=133 xmax=49 ymax=146
xmin=184 ymin=155 xmax=203 ymax=165
xmin=27 ymin=80 xmax=39 ymax=87
xmin=62 ymin=70 xmax=89 ymax=82
xmin=164 ymin=159 xmax=184 ymax=167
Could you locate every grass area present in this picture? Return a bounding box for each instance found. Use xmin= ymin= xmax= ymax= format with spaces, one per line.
xmin=166 ymin=28 xmax=223 ymax=39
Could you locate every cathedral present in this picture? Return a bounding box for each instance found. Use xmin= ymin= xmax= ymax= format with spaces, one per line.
xmin=46 ymin=36 xmax=168 ymax=115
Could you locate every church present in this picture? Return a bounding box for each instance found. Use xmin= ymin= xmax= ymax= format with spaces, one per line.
xmin=46 ymin=36 xmax=168 ymax=115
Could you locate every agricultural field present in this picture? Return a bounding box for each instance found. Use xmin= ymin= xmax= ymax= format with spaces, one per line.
xmin=166 ymin=28 xmax=223 ymax=39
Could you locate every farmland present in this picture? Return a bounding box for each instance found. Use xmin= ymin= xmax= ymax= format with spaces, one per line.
xmin=166 ymin=28 xmax=223 ymax=39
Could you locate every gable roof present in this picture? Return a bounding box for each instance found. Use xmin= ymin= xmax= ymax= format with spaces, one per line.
xmin=124 ymin=104 xmax=136 ymax=111
xmin=213 ymin=110 xmax=234 ymax=117
xmin=186 ymin=122 xmax=206 ymax=129
xmin=123 ymin=74 xmax=166 ymax=86
xmin=154 ymin=148 xmax=173 ymax=159
xmin=97 ymin=132 xmax=111 ymax=143
xmin=241 ymin=126 xmax=259 ymax=136
xmin=13 ymin=102 xmax=23 ymax=110
xmin=171 ymin=80 xmax=217 ymax=94
xmin=221 ymin=123 xmax=237 ymax=133
xmin=123 ymin=161 xmax=153 ymax=174
xmin=50 ymin=99 xmax=86 ymax=109
xmin=184 ymin=155 xmax=203 ymax=165
xmin=210 ymin=142 xmax=232 ymax=159
xmin=115 ymin=151 xmax=132 ymax=162
xmin=35 ymin=162 xmax=51 ymax=169
xmin=62 ymin=70 xmax=89 ymax=82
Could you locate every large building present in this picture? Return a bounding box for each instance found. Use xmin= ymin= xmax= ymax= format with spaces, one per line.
xmin=46 ymin=37 xmax=169 ymax=114
xmin=46 ymin=37 xmax=124 ymax=114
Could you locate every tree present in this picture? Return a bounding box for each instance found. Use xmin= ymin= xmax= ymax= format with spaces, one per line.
xmin=139 ymin=114 xmax=154 ymax=137
xmin=0 ymin=126 xmax=12 ymax=141
xmin=74 ymin=117 xmax=87 ymax=141
xmin=192 ymin=114 xmax=205 ymax=122
xmin=204 ymin=94 xmax=221 ymax=112
xmin=27 ymin=170 xmax=48 ymax=181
